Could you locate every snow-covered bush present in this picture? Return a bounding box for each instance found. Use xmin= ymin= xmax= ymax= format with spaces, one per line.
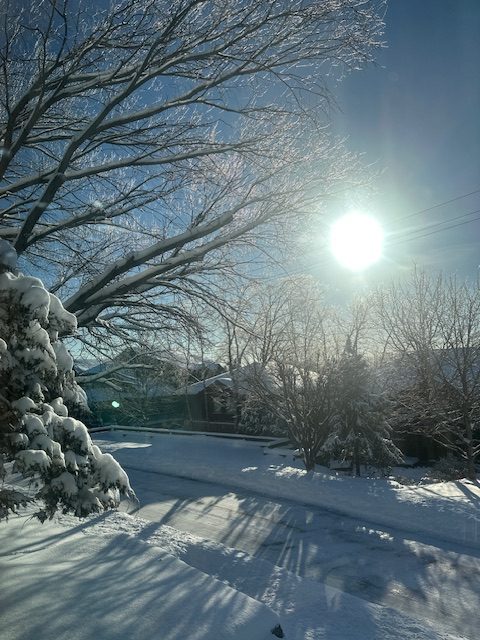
xmin=239 ymin=398 xmax=286 ymax=437
xmin=428 ymin=454 xmax=470 ymax=482
xmin=0 ymin=242 xmax=133 ymax=520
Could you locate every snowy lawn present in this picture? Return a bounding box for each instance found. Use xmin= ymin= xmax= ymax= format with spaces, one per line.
xmin=97 ymin=431 xmax=480 ymax=551
xmin=1 ymin=506 xmax=467 ymax=640
xmin=55 ymin=508 xmax=468 ymax=640
xmin=2 ymin=431 xmax=478 ymax=640
xmin=0 ymin=512 xmax=280 ymax=640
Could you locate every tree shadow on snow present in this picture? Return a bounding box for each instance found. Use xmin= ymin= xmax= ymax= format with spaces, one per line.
xmin=121 ymin=472 xmax=480 ymax=639
xmin=1 ymin=530 xmax=259 ymax=640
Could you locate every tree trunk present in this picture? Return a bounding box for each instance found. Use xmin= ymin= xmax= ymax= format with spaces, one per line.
xmin=303 ymin=448 xmax=316 ymax=472
xmin=467 ymin=455 xmax=476 ymax=481
xmin=354 ymin=438 xmax=361 ymax=476
xmin=464 ymin=415 xmax=477 ymax=480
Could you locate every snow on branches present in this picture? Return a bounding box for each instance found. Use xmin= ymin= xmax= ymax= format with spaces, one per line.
xmin=324 ymin=346 xmax=403 ymax=476
xmin=0 ymin=243 xmax=133 ymax=520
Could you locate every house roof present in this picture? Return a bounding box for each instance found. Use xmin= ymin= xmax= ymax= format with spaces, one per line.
xmin=79 ymin=360 xmax=178 ymax=401
xmin=175 ymin=363 xmax=276 ymax=396
xmin=176 ymin=373 xmax=233 ymax=396
xmin=375 ymin=347 xmax=480 ymax=395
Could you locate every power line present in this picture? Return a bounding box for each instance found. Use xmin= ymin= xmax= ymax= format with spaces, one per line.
xmin=388 ymin=208 xmax=480 ymax=246
xmin=264 ymin=207 xmax=480 ymax=280
xmin=390 ymin=187 xmax=480 ymax=224
xmin=388 ymin=206 xmax=480 ymax=243
xmin=248 ymin=187 xmax=480 ymax=281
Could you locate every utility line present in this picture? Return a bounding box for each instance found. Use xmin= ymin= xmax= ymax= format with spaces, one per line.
xmin=388 ymin=208 xmax=480 ymax=246
xmin=253 ymin=209 xmax=480 ymax=281
xmin=388 ymin=207 xmax=480 ymax=242
xmin=390 ymin=187 xmax=480 ymax=224
xmin=249 ymin=187 xmax=480 ymax=281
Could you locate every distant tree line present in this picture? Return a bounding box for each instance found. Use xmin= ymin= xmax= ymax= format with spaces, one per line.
xmin=207 ymin=273 xmax=480 ymax=478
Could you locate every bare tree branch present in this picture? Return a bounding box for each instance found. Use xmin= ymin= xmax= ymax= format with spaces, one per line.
xmin=1 ymin=0 xmax=384 ymax=335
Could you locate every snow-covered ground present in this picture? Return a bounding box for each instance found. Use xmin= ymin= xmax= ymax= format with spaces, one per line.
xmin=0 ymin=511 xmax=279 ymax=640
xmin=98 ymin=430 xmax=480 ymax=550
xmin=0 ymin=505 xmax=466 ymax=640
xmin=2 ymin=430 xmax=479 ymax=640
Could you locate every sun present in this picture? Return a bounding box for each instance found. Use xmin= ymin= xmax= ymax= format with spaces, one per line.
xmin=329 ymin=212 xmax=384 ymax=271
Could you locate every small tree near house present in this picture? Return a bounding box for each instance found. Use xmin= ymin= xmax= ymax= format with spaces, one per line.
xmin=239 ymin=396 xmax=286 ymax=437
xmin=235 ymin=278 xmax=339 ymax=471
xmin=277 ymin=361 xmax=337 ymax=471
xmin=0 ymin=241 xmax=133 ymax=520
xmin=260 ymin=290 xmax=338 ymax=471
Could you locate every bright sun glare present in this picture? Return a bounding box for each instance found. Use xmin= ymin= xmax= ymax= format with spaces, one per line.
xmin=329 ymin=212 xmax=384 ymax=272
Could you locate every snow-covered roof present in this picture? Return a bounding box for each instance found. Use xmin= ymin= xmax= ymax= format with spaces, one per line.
xmin=377 ymin=347 xmax=480 ymax=394
xmin=80 ymin=361 xmax=109 ymax=376
xmin=85 ymin=379 xmax=177 ymax=403
xmin=74 ymin=358 xmax=102 ymax=374
xmin=176 ymin=363 xmax=275 ymax=396
xmin=177 ymin=373 xmax=234 ymax=396
xmin=80 ymin=360 xmax=178 ymax=401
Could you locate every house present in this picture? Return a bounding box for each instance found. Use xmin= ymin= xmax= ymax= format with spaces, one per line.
xmin=78 ymin=357 xmax=186 ymax=426
xmin=175 ymin=363 xmax=277 ymax=433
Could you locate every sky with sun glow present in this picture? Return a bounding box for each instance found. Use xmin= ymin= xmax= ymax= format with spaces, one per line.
xmin=299 ymin=0 xmax=480 ymax=298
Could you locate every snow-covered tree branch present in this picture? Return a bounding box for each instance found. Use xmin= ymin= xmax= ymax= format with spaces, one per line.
xmin=0 ymin=242 xmax=134 ymax=520
xmin=0 ymin=0 xmax=384 ymax=336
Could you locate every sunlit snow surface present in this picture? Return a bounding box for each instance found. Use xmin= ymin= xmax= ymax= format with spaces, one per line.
xmin=2 ymin=431 xmax=479 ymax=640
xmin=0 ymin=514 xmax=279 ymax=640
xmin=97 ymin=431 xmax=480 ymax=550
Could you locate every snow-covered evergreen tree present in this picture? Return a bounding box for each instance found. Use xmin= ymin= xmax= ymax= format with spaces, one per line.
xmin=239 ymin=396 xmax=286 ymax=437
xmin=324 ymin=340 xmax=402 ymax=476
xmin=0 ymin=241 xmax=133 ymax=520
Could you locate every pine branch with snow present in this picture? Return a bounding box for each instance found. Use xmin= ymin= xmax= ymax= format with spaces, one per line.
xmin=0 ymin=243 xmax=134 ymax=520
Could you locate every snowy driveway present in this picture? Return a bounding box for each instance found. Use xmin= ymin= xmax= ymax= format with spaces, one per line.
xmin=120 ymin=465 xmax=480 ymax=640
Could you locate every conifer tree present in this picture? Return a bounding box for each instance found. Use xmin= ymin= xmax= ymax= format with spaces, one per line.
xmin=325 ymin=340 xmax=402 ymax=476
xmin=0 ymin=241 xmax=133 ymax=520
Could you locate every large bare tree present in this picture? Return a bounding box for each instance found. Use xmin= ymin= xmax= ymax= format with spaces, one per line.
xmin=0 ymin=0 xmax=384 ymax=340
xmin=375 ymin=270 xmax=480 ymax=479
xmin=238 ymin=279 xmax=337 ymax=470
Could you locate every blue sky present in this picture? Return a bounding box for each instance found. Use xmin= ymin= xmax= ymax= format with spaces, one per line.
xmin=313 ymin=0 xmax=480 ymax=293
